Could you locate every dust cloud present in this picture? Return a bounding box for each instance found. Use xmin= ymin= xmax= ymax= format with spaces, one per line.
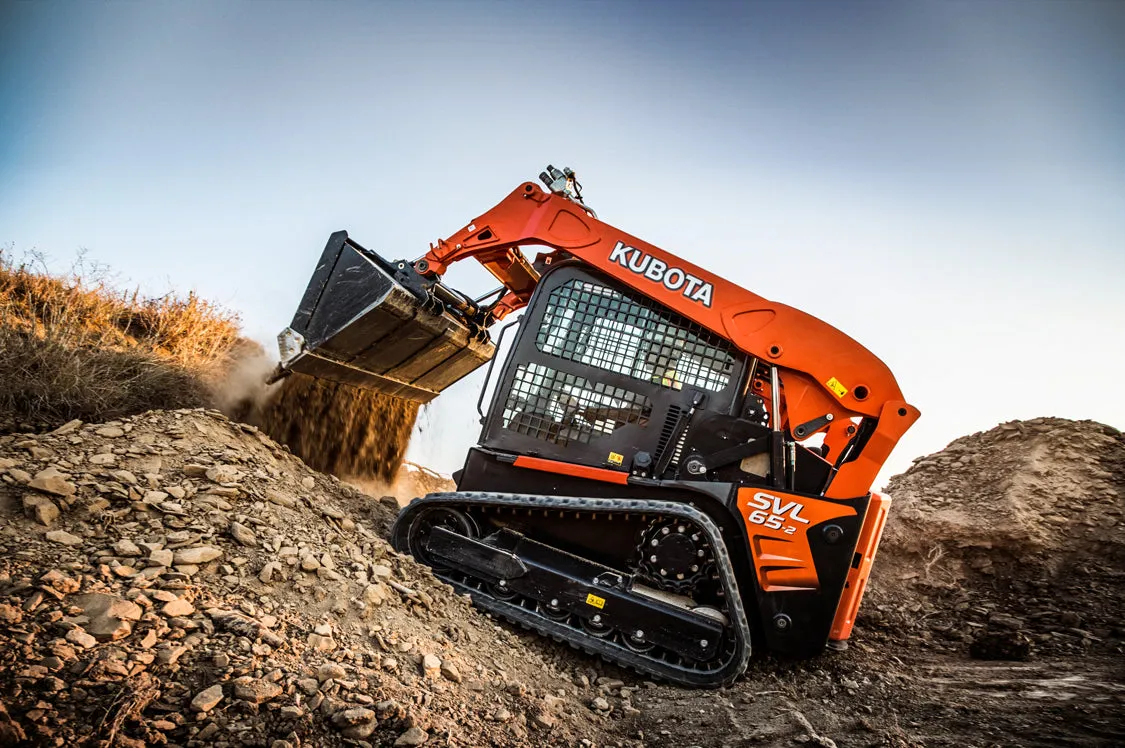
xmin=209 ymin=338 xmax=279 ymax=420
xmin=348 ymin=460 xmax=456 ymax=507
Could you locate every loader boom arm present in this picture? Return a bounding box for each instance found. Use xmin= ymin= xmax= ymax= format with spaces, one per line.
xmin=413 ymin=179 xmax=919 ymax=498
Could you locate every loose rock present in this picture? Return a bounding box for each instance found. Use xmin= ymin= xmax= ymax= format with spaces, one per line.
xmin=191 ymin=684 xmax=225 ymax=712
xmin=395 ymin=726 xmax=429 ymax=746
xmin=65 ymin=628 xmax=97 ymax=649
xmin=161 ymin=597 xmax=195 ymax=617
xmin=114 ymin=538 xmax=142 ymax=557
xmin=45 ymin=530 xmax=83 ymax=546
xmin=28 ymin=473 xmax=77 ymax=497
xmin=229 ymin=520 xmax=257 ymax=546
xmin=75 ymin=593 xmax=142 ymax=640
xmin=233 ymin=678 xmax=284 ymax=704
xmin=318 ymin=662 xmax=347 ymax=682
xmin=173 ymin=546 xmax=223 ymax=565
xmin=23 ymin=496 xmax=59 ymax=526
xmin=332 ymin=707 xmax=377 ymax=739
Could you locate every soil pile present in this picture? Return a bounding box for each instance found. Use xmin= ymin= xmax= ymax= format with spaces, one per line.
xmin=256 ymin=374 xmax=419 ymax=485
xmin=865 ymin=417 xmax=1125 ymax=661
xmin=882 ymin=416 xmax=1123 ymax=569
xmin=0 ymin=409 xmax=607 ymax=747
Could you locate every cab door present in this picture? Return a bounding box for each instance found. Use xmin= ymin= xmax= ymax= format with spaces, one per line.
xmin=481 ymin=264 xmax=745 ymax=477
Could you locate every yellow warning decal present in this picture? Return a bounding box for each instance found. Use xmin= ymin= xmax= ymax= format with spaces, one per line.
xmin=825 ymin=377 xmax=848 ymax=399
xmin=585 ymin=593 xmax=606 ymax=609
xmin=607 ymin=452 xmax=624 ymax=466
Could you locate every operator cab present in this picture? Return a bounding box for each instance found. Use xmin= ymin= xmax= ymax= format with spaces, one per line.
xmin=474 ymin=262 xmax=821 ymax=488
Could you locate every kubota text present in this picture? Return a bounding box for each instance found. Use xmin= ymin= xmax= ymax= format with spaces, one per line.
xmin=608 ymin=242 xmax=714 ymax=307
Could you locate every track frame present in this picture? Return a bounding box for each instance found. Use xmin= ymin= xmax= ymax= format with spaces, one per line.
xmin=392 ymin=492 xmax=752 ymax=687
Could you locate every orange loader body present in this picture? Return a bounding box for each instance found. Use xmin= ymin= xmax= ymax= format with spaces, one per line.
xmin=276 ymin=166 xmax=918 ymax=685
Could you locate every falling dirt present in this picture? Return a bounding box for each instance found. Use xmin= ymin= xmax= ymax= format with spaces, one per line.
xmin=349 ymin=461 xmax=457 ymax=508
xmin=255 ymin=373 xmax=419 ymax=484
xmin=206 ymin=340 xmax=421 ymax=487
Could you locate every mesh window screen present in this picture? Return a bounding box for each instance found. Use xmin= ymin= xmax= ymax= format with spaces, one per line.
xmin=502 ymin=363 xmax=652 ymax=445
xmin=535 ymin=279 xmax=736 ymax=392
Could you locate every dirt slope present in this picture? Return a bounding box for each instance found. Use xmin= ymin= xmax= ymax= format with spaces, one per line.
xmin=0 ymin=409 xmax=605 ymax=747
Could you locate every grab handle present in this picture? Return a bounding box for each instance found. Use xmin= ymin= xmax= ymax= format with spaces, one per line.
xmin=477 ymin=316 xmax=522 ymax=423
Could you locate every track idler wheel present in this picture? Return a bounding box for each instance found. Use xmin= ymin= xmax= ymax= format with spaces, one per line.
xmin=539 ymin=598 xmax=570 ymax=622
xmin=405 ymin=506 xmax=478 ymax=571
xmin=487 ymin=579 xmax=519 ymax=601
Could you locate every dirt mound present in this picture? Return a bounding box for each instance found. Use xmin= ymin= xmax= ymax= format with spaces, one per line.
xmin=255 ymin=374 xmax=419 ymax=485
xmin=1 ymin=409 xmax=1121 ymax=748
xmin=865 ymin=417 xmax=1125 ymax=662
xmin=883 ymin=417 xmax=1124 ymax=571
xmin=0 ymin=409 xmax=606 ymax=747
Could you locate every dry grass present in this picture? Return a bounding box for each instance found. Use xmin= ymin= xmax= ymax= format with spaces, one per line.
xmin=0 ymin=248 xmax=242 ymax=430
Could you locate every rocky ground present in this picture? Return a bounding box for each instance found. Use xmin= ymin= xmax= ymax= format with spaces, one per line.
xmin=0 ymin=412 xmax=1122 ymax=747
xmin=0 ymin=409 xmax=614 ymax=747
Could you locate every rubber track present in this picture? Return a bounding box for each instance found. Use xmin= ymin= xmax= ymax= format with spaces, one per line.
xmin=391 ymin=492 xmax=752 ymax=688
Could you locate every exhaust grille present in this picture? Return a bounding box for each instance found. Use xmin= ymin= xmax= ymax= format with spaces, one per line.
xmin=655 ymin=405 xmax=684 ymax=466
xmin=657 ymin=402 xmax=688 ymax=467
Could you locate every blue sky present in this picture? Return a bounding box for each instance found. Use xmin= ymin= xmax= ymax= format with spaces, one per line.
xmin=2 ymin=0 xmax=1123 ymax=482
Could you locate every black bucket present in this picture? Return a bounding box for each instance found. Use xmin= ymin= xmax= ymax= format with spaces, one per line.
xmin=276 ymin=231 xmax=496 ymax=403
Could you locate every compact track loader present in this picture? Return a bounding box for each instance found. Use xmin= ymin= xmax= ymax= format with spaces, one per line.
xmin=273 ymin=166 xmax=919 ymax=687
